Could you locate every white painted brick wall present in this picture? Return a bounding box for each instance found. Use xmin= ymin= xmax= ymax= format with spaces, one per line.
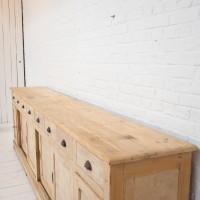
xmin=22 ymin=0 xmax=200 ymax=198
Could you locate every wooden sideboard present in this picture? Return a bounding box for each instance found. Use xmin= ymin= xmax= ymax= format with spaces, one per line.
xmin=11 ymin=86 xmax=197 ymax=200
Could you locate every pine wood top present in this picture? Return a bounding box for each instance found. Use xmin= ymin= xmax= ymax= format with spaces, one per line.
xmin=11 ymin=86 xmax=197 ymax=165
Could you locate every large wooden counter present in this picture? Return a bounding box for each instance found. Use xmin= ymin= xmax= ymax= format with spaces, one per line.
xmin=11 ymin=86 xmax=197 ymax=200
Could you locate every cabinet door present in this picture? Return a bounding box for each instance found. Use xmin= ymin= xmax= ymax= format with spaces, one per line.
xmin=55 ymin=154 xmax=73 ymax=200
xmin=27 ymin=122 xmax=36 ymax=175
xmin=39 ymin=135 xmax=54 ymax=199
xmin=20 ymin=114 xmax=27 ymax=155
xmin=75 ymin=174 xmax=101 ymax=200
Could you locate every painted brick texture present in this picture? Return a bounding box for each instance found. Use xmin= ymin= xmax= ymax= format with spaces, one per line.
xmin=22 ymin=0 xmax=200 ymax=198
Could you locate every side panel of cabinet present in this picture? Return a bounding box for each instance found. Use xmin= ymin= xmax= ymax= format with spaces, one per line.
xmin=27 ymin=121 xmax=36 ymax=175
xmin=39 ymin=135 xmax=54 ymax=199
xmin=75 ymin=174 xmax=101 ymax=200
xmin=55 ymin=153 xmax=73 ymax=200
xmin=12 ymin=106 xmax=18 ymax=144
xmin=20 ymin=113 xmax=27 ymax=155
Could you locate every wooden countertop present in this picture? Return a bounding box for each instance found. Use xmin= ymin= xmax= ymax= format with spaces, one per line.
xmin=11 ymin=86 xmax=197 ymax=165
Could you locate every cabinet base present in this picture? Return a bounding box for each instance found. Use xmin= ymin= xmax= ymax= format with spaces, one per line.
xmin=13 ymin=141 xmax=50 ymax=200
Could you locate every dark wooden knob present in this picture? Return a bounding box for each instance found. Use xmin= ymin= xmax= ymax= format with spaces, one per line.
xmin=36 ymin=118 xmax=40 ymax=123
xmin=17 ymin=100 xmax=19 ymax=104
xmin=13 ymin=96 xmax=15 ymax=99
xmin=84 ymin=160 xmax=92 ymax=171
xmin=61 ymin=140 xmax=66 ymax=147
xmin=28 ymin=110 xmax=31 ymax=115
xmin=47 ymin=127 xmax=51 ymax=133
xmin=22 ymin=105 xmax=25 ymax=109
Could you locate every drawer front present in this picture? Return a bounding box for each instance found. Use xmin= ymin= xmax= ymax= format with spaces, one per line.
xmin=76 ymin=143 xmax=105 ymax=188
xmin=56 ymin=128 xmax=73 ymax=160
xmin=75 ymin=174 xmax=102 ymax=200
xmin=44 ymin=119 xmax=56 ymax=138
xmin=34 ymin=111 xmax=44 ymax=131
xmin=16 ymin=96 xmax=21 ymax=107
xmin=12 ymin=94 xmax=17 ymax=104
xmin=20 ymin=100 xmax=27 ymax=114
xmin=26 ymin=104 xmax=34 ymax=120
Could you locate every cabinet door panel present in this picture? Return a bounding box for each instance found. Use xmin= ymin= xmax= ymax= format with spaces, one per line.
xmin=20 ymin=114 xmax=27 ymax=155
xmin=27 ymin=122 xmax=36 ymax=175
xmin=55 ymin=154 xmax=72 ymax=200
xmin=40 ymin=135 xmax=54 ymax=199
xmin=75 ymin=174 xmax=101 ymax=200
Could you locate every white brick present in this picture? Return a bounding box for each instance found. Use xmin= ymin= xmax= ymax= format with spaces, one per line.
xmin=153 ymin=2 xmax=164 ymax=14
xmin=165 ymin=0 xmax=177 ymax=11
xmin=194 ymin=53 xmax=200 ymax=65
xmin=98 ymin=88 xmax=110 ymax=97
xmin=166 ymin=52 xmax=195 ymax=65
xmin=167 ymin=66 xmax=195 ymax=79
xmin=165 ymin=117 xmax=194 ymax=136
xmin=145 ymin=111 xmax=169 ymax=127
xmin=176 ymin=79 xmax=192 ymax=93
xmin=152 ymin=28 xmax=163 ymax=40
xmin=143 ymin=4 xmax=153 ymax=16
xmin=128 ymin=14 xmax=169 ymax=32
xmin=141 ymin=98 xmax=152 ymax=109
xmin=156 ymin=89 xmax=179 ymax=104
xmin=148 ymin=14 xmax=170 ymax=28
xmin=126 ymin=8 xmax=143 ymax=21
xmin=197 ymin=68 xmax=200 ymax=79
xmin=118 ymin=93 xmax=132 ymax=104
xmin=134 ymin=86 xmax=156 ymax=99
xmin=127 ymin=41 xmax=159 ymax=53
xmin=163 ymin=79 xmax=177 ymax=91
xmin=120 ymin=84 xmax=133 ymax=94
xmin=163 ymin=103 xmax=175 ymax=116
xmin=108 ymin=82 xmax=119 ymax=91
xmin=192 ymin=109 xmax=200 ymax=123
xmin=193 ymin=0 xmax=200 ymax=5
xmin=193 ymin=22 xmax=200 ymax=35
xmin=94 ymin=80 xmax=108 ymax=89
xmin=178 ymin=0 xmax=193 ymax=8
xmin=164 ymin=26 xmax=177 ymax=39
xmin=194 ymin=124 xmax=200 ymax=137
xmin=186 ymin=36 xmax=200 ymax=51
xmin=177 ymin=24 xmax=192 ymax=37
xmin=152 ymin=101 xmax=163 ymax=111
xmin=160 ymin=39 xmax=185 ymax=52
xmin=170 ymin=7 xmax=200 ymax=25
xmin=191 ymin=80 xmax=200 ymax=94
xmin=133 ymin=30 xmax=152 ymax=42
xmin=180 ymin=94 xmax=200 ymax=109
xmin=175 ymin=106 xmax=191 ymax=119
xmin=132 ymin=96 xmax=142 ymax=105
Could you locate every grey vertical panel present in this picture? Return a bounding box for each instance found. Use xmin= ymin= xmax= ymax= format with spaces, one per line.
xmin=15 ymin=0 xmax=24 ymax=87
xmin=0 ymin=0 xmax=7 ymax=124
xmin=9 ymin=0 xmax=18 ymax=87
xmin=2 ymin=0 xmax=12 ymax=123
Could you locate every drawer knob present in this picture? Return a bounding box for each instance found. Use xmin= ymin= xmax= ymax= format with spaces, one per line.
xmin=36 ymin=118 xmax=40 ymax=123
xmin=28 ymin=110 xmax=31 ymax=115
xmin=84 ymin=160 xmax=92 ymax=171
xmin=47 ymin=127 xmax=51 ymax=133
xmin=61 ymin=140 xmax=66 ymax=147
xmin=17 ymin=100 xmax=19 ymax=104
xmin=13 ymin=96 xmax=15 ymax=99
xmin=22 ymin=105 xmax=25 ymax=109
